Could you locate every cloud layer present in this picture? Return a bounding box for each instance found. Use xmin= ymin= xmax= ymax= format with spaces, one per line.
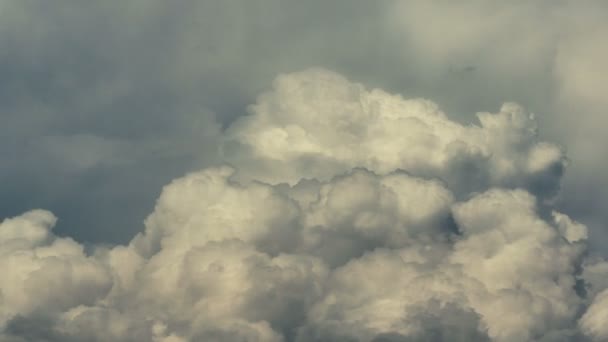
xmin=1 ymin=70 xmax=607 ymax=341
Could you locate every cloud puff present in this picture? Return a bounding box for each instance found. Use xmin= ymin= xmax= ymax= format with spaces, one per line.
xmin=223 ymin=69 xmax=565 ymax=199
xmin=301 ymin=188 xmax=588 ymax=341
xmin=1 ymin=69 xmax=607 ymax=341
xmin=580 ymin=289 xmax=608 ymax=340
xmin=0 ymin=210 xmax=111 ymax=330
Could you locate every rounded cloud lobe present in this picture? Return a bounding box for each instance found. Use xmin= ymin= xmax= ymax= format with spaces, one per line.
xmin=1 ymin=69 xmax=607 ymax=341
xmin=223 ymin=69 xmax=565 ymax=199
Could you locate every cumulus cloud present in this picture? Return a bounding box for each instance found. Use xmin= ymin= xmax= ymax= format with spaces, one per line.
xmin=1 ymin=69 xmax=607 ymax=341
xmin=2 ymin=0 xmax=608 ymax=258
xmin=385 ymin=0 xmax=608 ymax=254
xmin=580 ymin=289 xmax=608 ymax=340
xmin=0 ymin=210 xmax=111 ymax=330
xmin=223 ymin=69 xmax=565 ymax=199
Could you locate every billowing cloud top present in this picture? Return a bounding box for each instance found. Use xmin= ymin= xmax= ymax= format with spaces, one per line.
xmin=1 ymin=70 xmax=607 ymax=341
xmin=223 ymin=69 xmax=565 ymax=199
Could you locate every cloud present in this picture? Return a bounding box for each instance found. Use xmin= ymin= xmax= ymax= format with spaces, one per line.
xmin=1 ymin=0 xmax=607 ymax=257
xmin=580 ymin=289 xmax=608 ymax=340
xmin=385 ymin=0 xmax=608 ymax=253
xmin=223 ymin=69 xmax=565 ymax=200
xmin=2 ymin=69 xmax=607 ymax=341
xmin=0 ymin=210 xmax=112 ymax=329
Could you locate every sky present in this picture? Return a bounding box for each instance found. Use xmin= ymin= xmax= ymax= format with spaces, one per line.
xmin=1 ymin=1 xmax=608 ymax=341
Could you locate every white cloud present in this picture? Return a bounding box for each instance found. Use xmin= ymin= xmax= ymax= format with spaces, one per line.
xmin=1 ymin=69 xmax=607 ymax=341
xmin=580 ymin=289 xmax=608 ymax=340
xmin=224 ymin=69 xmax=565 ymax=201
xmin=0 ymin=210 xmax=112 ymax=331
xmin=386 ymin=0 xmax=608 ymax=254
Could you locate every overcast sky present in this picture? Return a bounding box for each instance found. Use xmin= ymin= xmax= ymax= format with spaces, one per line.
xmin=1 ymin=1 xmax=608 ymax=341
